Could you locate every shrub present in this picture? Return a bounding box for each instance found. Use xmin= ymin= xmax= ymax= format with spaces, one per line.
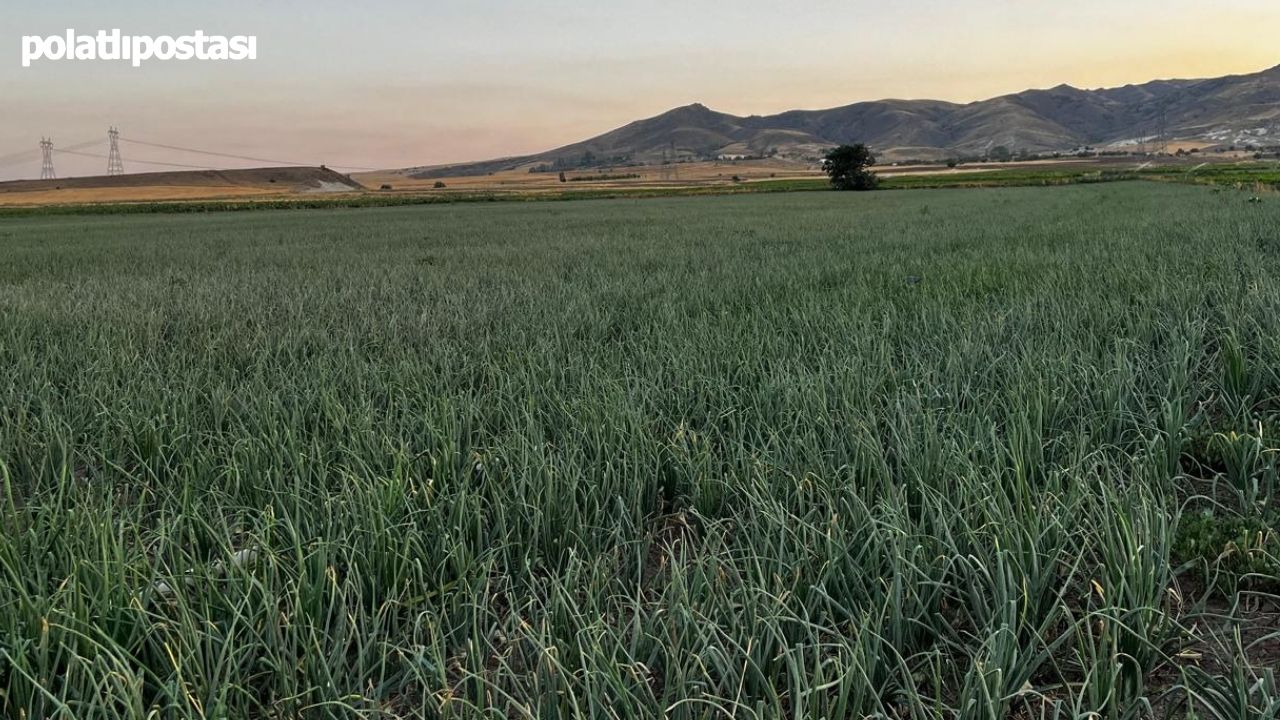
xmin=1173 ymin=511 xmax=1279 ymax=591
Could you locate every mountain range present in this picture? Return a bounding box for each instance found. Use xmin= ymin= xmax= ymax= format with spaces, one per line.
xmin=409 ymin=64 xmax=1280 ymax=177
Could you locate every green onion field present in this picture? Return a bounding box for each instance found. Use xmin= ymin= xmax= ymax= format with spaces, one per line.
xmin=1 ymin=183 xmax=1278 ymax=718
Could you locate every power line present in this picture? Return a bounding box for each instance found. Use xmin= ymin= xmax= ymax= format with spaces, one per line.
xmin=60 ymin=139 xmax=105 ymax=153
xmin=0 ymin=148 xmax=39 ymax=164
xmin=0 ymin=150 xmax=40 ymax=169
xmin=0 ymin=138 xmax=102 ymax=172
xmin=55 ymin=148 xmax=216 ymax=170
xmin=119 ymin=136 xmax=379 ymax=171
xmin=4 ymin=134 xmax=381 ymax=178
xmin=121 ymin=136 xmax=304 ymax=164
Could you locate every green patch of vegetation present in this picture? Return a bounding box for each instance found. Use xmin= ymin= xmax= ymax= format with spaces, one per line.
xmin=1141 ymin=162 xmax=1280 ymax=190
xmin=741 ymin=177 xmax=829 ymax=192
xmin=1174 ymin=511 xmax=1279 ymax=590
xmin=882 ymin=168 xmax=1137 ymax=190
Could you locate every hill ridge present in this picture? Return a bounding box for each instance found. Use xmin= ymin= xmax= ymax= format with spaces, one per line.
xmin=407 ymin=63 xmax=1280 ymax=177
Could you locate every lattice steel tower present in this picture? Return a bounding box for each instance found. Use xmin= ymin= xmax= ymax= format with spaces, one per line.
xmin=107 ymin=127 xmax=124 ymax=175
xmin=40 ymin=138 xmax=56 ymax=179
xmin=1155 ymin=107 xmax=1169 ymax=155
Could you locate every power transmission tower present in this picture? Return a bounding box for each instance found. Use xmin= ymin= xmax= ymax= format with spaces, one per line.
xmin=1156 ymin=107 xmax=1169 ymax=155
xmin=40 ymin=138 xmax=56 ymax=179
xmin=107 ymin=127 xmax=124 ymax=175
xmin=658 ymin=145 xmax=674 ymax=182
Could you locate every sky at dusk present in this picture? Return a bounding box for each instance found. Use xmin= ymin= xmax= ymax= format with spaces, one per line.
xmin=3 ymin=0 xmax=1279 ymax=180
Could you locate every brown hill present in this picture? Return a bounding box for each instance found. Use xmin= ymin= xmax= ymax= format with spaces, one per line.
xmin=0 ymin=166 xmax=364 ymax=196
xmin=405 ymin=63 xmax=1280 ymax=177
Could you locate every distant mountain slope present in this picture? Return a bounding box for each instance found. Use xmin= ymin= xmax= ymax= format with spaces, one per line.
xmin=407 ymin=64 xmax=1280 ymax=177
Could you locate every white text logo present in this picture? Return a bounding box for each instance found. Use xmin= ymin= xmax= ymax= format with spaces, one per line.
xmin=22 ymin=30 xmax=257 ymax=68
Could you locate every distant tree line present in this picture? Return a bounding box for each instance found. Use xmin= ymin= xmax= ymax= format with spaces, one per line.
xmin=530 ymin=151 xmax=637 ymax=173
xmin=566 ymin=173 xmax=641 ymax=182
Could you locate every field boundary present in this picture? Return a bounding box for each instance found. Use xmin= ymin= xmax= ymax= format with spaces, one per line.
xmin=4 ymin=164 xmax=1278 ymax=217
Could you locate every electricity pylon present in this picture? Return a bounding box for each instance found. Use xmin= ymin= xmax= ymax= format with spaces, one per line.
xmin=107 ymin=127 xmax=124 ymax=175
xmin=40 ymin=138 xmax=56 ymax=179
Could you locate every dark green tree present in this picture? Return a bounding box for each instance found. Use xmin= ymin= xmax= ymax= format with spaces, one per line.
xmin=822 ymin=145 xmax=878 ymax=191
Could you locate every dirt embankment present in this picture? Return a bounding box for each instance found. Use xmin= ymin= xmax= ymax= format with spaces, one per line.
xmin=0 ymin=166 xmax=366 ymax=206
